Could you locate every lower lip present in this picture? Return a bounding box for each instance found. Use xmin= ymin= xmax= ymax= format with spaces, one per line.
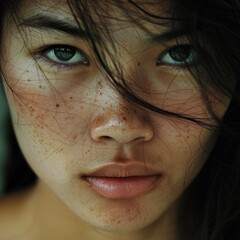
xmin=83 ymin=175 xmax=160 ymax=199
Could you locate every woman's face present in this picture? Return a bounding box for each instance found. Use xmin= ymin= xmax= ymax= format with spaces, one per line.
xmin=1 ymin=0 xmax=229 ymax=234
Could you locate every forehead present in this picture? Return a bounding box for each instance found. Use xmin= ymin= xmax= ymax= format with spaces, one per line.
xmin=17 ymin=0 xmax=170 ymax=29
xmin=21 ymin=0 xmax=166 ymax=13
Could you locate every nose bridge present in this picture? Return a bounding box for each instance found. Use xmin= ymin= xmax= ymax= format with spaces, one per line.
xmin=90 ymin=80 xmax=153 ymax=144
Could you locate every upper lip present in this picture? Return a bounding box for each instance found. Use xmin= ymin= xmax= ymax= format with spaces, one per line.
xmin=81 ymin=163 xmax=161 ymax=178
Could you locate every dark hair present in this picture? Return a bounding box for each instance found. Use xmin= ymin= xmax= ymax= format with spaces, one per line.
xmin=0 ymin=0 xmax=240 ymax=240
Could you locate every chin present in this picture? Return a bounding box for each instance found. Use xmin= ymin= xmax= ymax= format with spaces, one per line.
xmin=78 ymin=204 xmax=161 ymax=234
xmin=91 ymin=219 xmax=152 ymax=233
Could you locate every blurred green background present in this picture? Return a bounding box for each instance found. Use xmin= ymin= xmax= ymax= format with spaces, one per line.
xmin=0 ymin=80 xmax=9 ymax=195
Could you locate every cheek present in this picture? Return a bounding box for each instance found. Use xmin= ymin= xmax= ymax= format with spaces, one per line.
xmin=3 ymin=64 xmax=97 ymax=142
xmin=128 ymin=114 xmax=218 ymax=197
xmin=2 ymin=68 xmax=97 ymax=177
xmin=139 ymin=66 xmax=229 ymax=123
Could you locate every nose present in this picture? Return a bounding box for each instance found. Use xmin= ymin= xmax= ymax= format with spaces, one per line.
xmin=90 ymin=86 xmax=154 ymax=145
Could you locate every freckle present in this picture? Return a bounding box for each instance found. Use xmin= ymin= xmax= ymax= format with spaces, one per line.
xmin=70 ymin=96 xmax=73 ymax=100
xmin=56 ymin=104 xmax=60 ymax=108
xmin=137 ymin=62 xmax=141 ymax=66
xmin=39 ymin=85 xmax=42 ymax=88
xmin=98 ymin=81 xmax=103 ymax=89
xmin=72 ymin=134 xmax=78 ymax=140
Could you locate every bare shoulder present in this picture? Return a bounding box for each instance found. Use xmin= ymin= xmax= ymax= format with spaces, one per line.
xmin=0 ymin=187 xmax=36 ymax=240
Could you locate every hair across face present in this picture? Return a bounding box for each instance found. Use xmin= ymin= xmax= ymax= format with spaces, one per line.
xmin=1 ymin=0 xmax=232 ymax=125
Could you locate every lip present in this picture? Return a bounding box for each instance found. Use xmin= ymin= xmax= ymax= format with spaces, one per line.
xmin=81 ymin=163 xmax=161 ymax=199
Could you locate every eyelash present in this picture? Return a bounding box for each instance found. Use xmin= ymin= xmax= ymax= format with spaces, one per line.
xmin=157 ymin=44 xmax=197 ymax=69
xmin=35 ymin=45 xmax=90 ymax=71
xmin=34 ymin=44 xmax=197 ymax=71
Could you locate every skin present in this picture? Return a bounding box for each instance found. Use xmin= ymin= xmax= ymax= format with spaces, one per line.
xmin=0 ymin=0 xmax=230 ymax=239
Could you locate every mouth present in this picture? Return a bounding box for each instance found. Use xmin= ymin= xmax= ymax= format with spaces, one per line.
xmin=80 ymin=163 xmax=162 ymax=199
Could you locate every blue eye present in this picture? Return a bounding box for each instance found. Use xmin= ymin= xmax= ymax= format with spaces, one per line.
xmin=43 ymin=45 xmax=89 ymax=66
xmin=158 ymin=45 xmax=197 ymax=67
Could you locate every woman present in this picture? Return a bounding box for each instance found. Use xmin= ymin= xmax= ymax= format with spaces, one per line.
xmin=0 ymin=0 xmax=239 ymax=239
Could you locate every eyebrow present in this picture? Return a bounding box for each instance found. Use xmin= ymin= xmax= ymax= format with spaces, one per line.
xmin=149 ymin=29 xmax=191 ymax=43
xmin=19 ymin=14 xmax=99 ymax=41
xmin=20 ymin=14 xmax=190 ymax=44
xmin=148 ymin=26 xmax=195 ymax=44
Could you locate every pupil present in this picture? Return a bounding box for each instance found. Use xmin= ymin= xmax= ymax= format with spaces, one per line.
xmin=54 ymin=47 xmax=76 ymax=61
xmin=169 ymin=45 xmax=190 ymax=62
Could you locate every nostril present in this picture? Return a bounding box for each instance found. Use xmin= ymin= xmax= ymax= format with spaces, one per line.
xmin=101 ymin=136 xmax=112 ymax=140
